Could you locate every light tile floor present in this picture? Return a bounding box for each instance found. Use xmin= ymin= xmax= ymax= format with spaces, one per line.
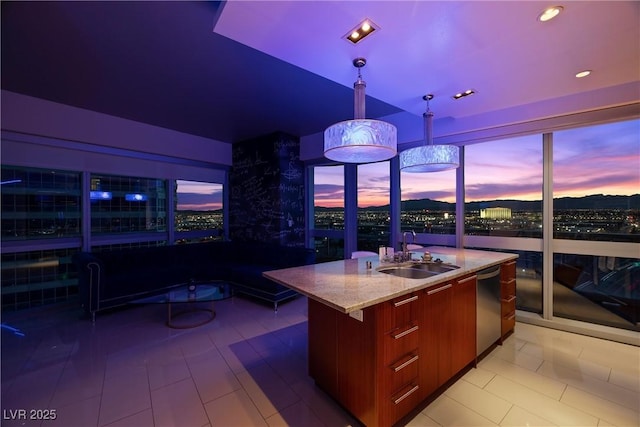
xmin=1 ymin=295 xmax=638 ymax=426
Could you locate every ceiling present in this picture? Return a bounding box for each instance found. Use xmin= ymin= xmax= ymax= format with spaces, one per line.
xmin=2 ymin=1 xmax=638 ymax=145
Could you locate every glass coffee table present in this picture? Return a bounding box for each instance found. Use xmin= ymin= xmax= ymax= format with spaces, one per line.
xmin=131 ymin=281 xmax=233 ymax=328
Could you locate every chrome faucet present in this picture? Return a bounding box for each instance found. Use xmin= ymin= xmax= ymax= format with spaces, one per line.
xmin=402 ymin=230 xmax=416 ymax=260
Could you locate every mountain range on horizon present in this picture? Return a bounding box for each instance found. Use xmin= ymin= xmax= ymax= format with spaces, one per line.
xmin=316 ymin=194 xmax=640 ymax=212
xmin=179 ymin=194 xmax=640 ymax=213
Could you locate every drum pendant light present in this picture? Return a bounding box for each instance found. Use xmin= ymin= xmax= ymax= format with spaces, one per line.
xmin=324 ymin=58 xmax=397 ymax=163
xmin=400 ymin=94 xmax=459 ymax=172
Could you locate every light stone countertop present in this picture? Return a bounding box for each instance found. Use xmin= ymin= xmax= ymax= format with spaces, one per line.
xmin=263 ymin=246 xmax=518 ymax=313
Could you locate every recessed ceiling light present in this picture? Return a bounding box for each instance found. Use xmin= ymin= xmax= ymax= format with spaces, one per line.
xmin=538 ymin=6 xmax=563 ymax=22
xmin=344 ymin=19 xmax=378 ymax=44
xmin=575 ymin=70 xmax=591 ymax=78
xmin=452 ymin=89 xmax=476 ymax=100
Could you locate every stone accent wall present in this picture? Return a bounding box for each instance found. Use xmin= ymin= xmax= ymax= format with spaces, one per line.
xmin=229 ymin=132 xmax=304 ymax=246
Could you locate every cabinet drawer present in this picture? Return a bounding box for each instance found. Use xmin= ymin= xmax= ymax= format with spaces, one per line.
xmin=387 ymin=352 xmax=419 ymax=394
xmin=501 ymin=261 xmax=516 ymax=281
xmin=502 ymin=311 xmax=516 ymax=335
xmin=501 ymin=279 xmax=516 ymax=298
xmin=386 ymin=381 xmax=421 ymax=425
xmin=383 ymin=293 xmax=420 ymax=331
xmin=384 ymin=323 xmax=420 ymax=363
xmin=501 ymin=295 xmax=516 ymax=316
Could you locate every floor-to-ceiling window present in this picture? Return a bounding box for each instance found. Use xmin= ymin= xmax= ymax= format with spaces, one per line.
xmin=90 ymin=174 xmax=166 ymax=235
xmin=312 ymin=165 xmax=345 ymax=261
xmin=401 ymin=167 xmax=456 ymax=241
xmin=552 ymin=119 xmax=639 ymax=332
xmin=1 ymin=168 xmax=227 ymax=310
xmin=465 ymin=135 xmax=543 ymax=238
xmin=465 ymin=134 xmax=544 ymax=315
xmin=1 ymin=166 xmax=81 ymax=310
xmin=89 ymin=173 xmax=168 ymax=251
xmin=311 ymin=161 xmax=394 ymax=259
xmin=357 ymin=161 xmax=390 ymax=253
xmin=1 ymin=160 xmax=227 ymax=310
xmin=1 ymin=166 xmax=81 ymax=240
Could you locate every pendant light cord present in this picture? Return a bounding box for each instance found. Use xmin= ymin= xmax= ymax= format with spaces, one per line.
xmin=424 ymin=94 xmax=434 ymax=147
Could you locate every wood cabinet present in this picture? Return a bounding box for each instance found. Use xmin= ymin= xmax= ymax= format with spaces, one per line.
xmin=309 ymin=293 xmax=421 ymax=427
xmin=307 ymin=269 xmax=491 ymax=426
xmin=451 ymin=274 xmax=478 ymax=374
xmin=500 ymin=261 xmax=517 ymax=339
xmin=419 ymin=281 xmax=453 ymax=397
xmin=419 ymin=274 xmax=477 ymax=399
xmin=380 ymin=293 xmax=422 ymax=426
xmin=308 ymin=298 xmax=339 ymax=397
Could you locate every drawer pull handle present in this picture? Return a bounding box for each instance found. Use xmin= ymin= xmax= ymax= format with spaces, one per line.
xmin=393 ymin=384 xmax=419 ymax=405
xmin=502 ymin=296 xmax=516 ymax=303
xmin=427 ymin=284 xmax=452 ymax=295
xmin=393 ymin=355 xmax=419 ymax=372
xmin=506 ymin=313 xmax=516 ymax=321
xmin=458 ymin=275 xmax=477 ymax=284
xmin=503 ymin=278 xmax=516 ymax=285
xmin=393 ymin=325 xmax=419 ymax=339
xmin=394 ymin=295 xmax=418 ymax=307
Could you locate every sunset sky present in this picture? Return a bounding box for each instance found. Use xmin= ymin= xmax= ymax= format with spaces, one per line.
xmin=316 ymin=119 xmax=640 ymax=208
xmin=176 ymin=181 xmax=223 ymax=211
xmin=178 ymin=119 xmax=639 ymax=211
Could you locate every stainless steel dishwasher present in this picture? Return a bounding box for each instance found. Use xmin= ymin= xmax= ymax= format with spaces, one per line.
xmin=476 ymin=264 xmax=502 ymax=357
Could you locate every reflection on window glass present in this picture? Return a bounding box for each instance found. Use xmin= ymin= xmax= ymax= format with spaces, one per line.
xmin=1 ymin=165 xmax=81 ymax=239
xmin=358 ymin=162 xmax=390 ymax=252
xmin=314 ymin=165 xmax=344 ymax=230
xmin=553 ymin=119 xmax=640 ymax=243
xmin=90 ymin=174 xmax=166 ymax=234
xmin=465 ymin=135 xmax=542 ymax=237
xmin=401 ymin=166 xmax=456 ymax=235
xmin=469 ymin=247 xmax=543 ymax=314
xmin=1 ymin=247 xmax=78 ymax=311
xmin=553 ymin=253 xmax=639 ymax=332
xmin=314 ymin=237 xmax=344 ymax=263
xmin=175 ymin=180 xmax=223 ymax=242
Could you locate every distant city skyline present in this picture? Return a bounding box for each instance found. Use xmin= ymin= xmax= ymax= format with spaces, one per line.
xmin=176 ymin=181 xmax=223 ymax=211
xmin=178 ymin=119 xmax=639 ymax=211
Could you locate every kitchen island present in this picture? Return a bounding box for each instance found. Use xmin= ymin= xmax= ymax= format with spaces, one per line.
xmin=263 ymin=247 xmax=518 ymax=426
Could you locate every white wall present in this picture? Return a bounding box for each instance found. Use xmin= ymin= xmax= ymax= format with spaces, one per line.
xmin=1 ymin=90 xmax=232 ymax=170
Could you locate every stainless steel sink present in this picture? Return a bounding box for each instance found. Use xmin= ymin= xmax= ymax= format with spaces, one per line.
xmin=407 ymin=262 xmax=460 ymax=273
xmin=377 ymin=266 xmax=438 ymax=279
xmin=377 ymin=262 xmax=460 ymax=279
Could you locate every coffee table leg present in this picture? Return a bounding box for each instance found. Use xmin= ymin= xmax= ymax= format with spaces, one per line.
xmin=166 ymin=301 xmax=215 ymax=329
